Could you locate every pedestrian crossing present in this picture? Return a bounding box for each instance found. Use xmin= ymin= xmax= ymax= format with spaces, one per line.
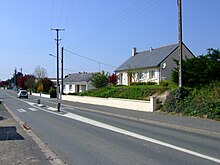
xmin=17 ymin=109 xmax=27 ymax=113
xmin=16 ymin=107 xmax=60 ymax=113
xmin=28 ymin=108 xmax=39 ymax=111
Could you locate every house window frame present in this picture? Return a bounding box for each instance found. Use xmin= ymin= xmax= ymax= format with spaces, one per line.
xmin=69 ymin=84 xmax=73 ymax=91
xmin=81 ymin=85 xmax=86 ymax=92
xmin=149 ymin=70 xmax=156 ymax=79
xmin=119 ymin=73 xmax=123 ymax=85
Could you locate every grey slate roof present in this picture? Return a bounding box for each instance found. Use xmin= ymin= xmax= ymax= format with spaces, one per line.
xmin=115 ymin=44 xmax=178 ymax=72
xmin=63 ymin=72 xmax=94 ymax=83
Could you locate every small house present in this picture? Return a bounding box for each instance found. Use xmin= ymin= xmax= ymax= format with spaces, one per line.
xmin=115 ymin=43 xmax=194 ymax=85
xmin=63 ymin=72 xmax=95 ymax=94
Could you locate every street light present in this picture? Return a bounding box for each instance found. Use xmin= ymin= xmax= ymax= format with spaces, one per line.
xmin=49 ymin=49 xmax=64 ymax=98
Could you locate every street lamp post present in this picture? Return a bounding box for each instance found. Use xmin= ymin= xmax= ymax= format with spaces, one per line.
xmin=61 ymin=47 xmax=64 ymax=96
xmin=49 ymin=52 xmax=64 ymax=99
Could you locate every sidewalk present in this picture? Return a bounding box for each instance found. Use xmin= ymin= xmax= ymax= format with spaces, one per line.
xmin=0 ymin=103 xmax=63 ymax=165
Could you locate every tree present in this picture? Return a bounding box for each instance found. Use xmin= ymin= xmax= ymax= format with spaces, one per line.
xmin=17 ymin=75 xmax=35 ymax=90
xmin=37 ymin=84 xmax=44 ymax=96
xmin=91 ymin=71 xmax=109 ymax=88
xmin=35 ymin=78 xmax=54 ymax=93
xmin=24 ymin=75 xmax=36 ymax=93
xmin=172 ymin=48 xmax=220 ymax=87
xmin=0 ymin=81 xmax=9 ymax=88
xmin=108 ymin=73 xmax=118 ymax=86
xmin=34 ymin=65 xmax=47 ymax=79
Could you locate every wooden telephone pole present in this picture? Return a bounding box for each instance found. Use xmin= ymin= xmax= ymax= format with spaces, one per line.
xmin=178 ymin=0 xmax=183 ymax=88
xmin=51 ymin=28 xmax=64 ymax=99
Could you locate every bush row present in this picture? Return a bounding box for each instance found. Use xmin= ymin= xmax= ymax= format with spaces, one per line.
xmin=162 ymin=82 xmax=220 ymax=120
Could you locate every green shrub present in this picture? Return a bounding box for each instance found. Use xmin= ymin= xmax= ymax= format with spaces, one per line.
xmin=91 ymin=71 xmax=109 ymax=88
xmin=160 ymin=80 xmax=169 ymax=87
xmin=78 ymin=85 xmax=167 ymax=100
xmin=162 ymin=82 xmax=220 ymax=120
xmin=146 ymin=82 xmax=157 ymax=85
xmin=130 ymin=82 xmax=147 ymax=86
xmin=49 ymin=87 xmax=56 ymax=98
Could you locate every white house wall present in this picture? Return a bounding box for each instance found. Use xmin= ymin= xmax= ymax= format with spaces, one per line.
xmin=63 ymin=82 xmax=94 ymax=94
xmin=117 ymin=69 xmax=160 ymax=85
xmin=133 ymin=69 xmax=160 ymax=84
xmin=117 ymin=72 xmax=129 ymax=85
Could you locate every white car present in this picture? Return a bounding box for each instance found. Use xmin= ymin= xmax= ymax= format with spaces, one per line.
xmin=17 ymin=90 xmax=28 ymax=98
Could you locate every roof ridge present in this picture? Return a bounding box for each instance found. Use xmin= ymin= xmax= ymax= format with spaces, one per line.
xmin=138 ymin=43 xmax=178 ymax=54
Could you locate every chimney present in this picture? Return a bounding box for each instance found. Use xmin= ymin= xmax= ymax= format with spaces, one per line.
xmin=132 ymin=47 xmax=137 ymax=56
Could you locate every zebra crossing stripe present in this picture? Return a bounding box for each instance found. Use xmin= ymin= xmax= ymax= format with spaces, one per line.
xmin=47 ymin=107 xmax=58 ymax=111
xmin=17 ymin=109 xmax=27 ymax=113
xmin=28 ymin=108 xmax=38 ymax=111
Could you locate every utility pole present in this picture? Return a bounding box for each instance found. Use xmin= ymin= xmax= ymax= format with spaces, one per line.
xmin=14 ymin=67 xmax=17 ymax=89
xmin=178 ymin=0 xmax=183 ymax=88
xmin=51 ymin=28 xmax=65 ymax=100
xmin=61 ymin=46 xmax=64 ymax=96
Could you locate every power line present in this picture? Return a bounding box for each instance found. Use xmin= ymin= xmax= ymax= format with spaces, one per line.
xmin=74 ymin=0 xmax=163 ymax=51
xmin=65 ymin=53 xmax=88 ymax=71
xmin=63 ymin=0 xmax=75 ymax=29
xmin=58 ymin=0 xmax=65 ymax=27
xmin=64 ymin=49 xmax=117 ymax=68
xmin=76 ymin=0 xmax=148 ymax=42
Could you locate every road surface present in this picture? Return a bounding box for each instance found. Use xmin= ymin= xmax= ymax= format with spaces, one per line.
xmin=1 ymin=89 xmax=220 ymax=165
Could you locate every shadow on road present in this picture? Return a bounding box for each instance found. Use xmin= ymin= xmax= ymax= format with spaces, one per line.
xmin=0 ymin=126 xmax=24 ymax=141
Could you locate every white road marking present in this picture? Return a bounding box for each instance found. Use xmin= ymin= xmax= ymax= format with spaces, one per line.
xmin=17 ymin=109 xmax=27 ymax=113
xmin=28 ymin=107 xmax=39 ymax=111
xmin=47 ymin=107 xmax=58 ymax=111
xmin=37 ymin=104 xmax=46 ymax=107
xmin=26 ymin=101 xmax=36 ymax=106
xmin=62 ymin=113 xmax=220 ymax=164
xmin=20 ymin=100 xmax=220 ymax=163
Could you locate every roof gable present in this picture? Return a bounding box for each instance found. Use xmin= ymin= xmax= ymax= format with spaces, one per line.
xmin=115 ymin=44 xmax=178 ymax=72
xmin=64 ymin=72 xmax=94 ymax=83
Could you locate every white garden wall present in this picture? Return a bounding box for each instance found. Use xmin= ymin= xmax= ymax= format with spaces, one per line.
xmin=62 ymin=95 xmax=156 ymax=112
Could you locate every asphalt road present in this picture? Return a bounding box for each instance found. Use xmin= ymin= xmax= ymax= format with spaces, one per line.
xmin=1 ymin=89 xmax=220 ymax=165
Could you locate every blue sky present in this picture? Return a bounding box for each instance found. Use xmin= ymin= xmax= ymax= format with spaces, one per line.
xmin=0 ymin=0 xmax=219 ymax=80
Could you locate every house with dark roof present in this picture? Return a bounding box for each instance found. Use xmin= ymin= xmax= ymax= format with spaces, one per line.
xmin=63 ymin=72 xmax=95 ymax=94
xmin=115 ymin=43 xmax=194 ymax=85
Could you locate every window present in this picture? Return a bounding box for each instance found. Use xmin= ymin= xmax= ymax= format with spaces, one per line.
xmin=81 ymin=85 xmax=86 ymax=92
xmin=137 ymin=71 xmax=142 ymax=81
xmin=119 ymin=73 xmax=123 ymax=85
xmin=63 ymin=85 xmax=66 ymax=91
xmin=138 ymin=71 xmax=147 ymax=81
xmin=150 ymin=70 xmax=156 ymax=79
xmin=69 ymin=85 xmax=73 ymax=91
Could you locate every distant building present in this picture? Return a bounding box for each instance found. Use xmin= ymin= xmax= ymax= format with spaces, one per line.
xmin=63 ymin=72 xmax=95 ymax=94
xmin=115 ymin=43 xmax=195 ymax=85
